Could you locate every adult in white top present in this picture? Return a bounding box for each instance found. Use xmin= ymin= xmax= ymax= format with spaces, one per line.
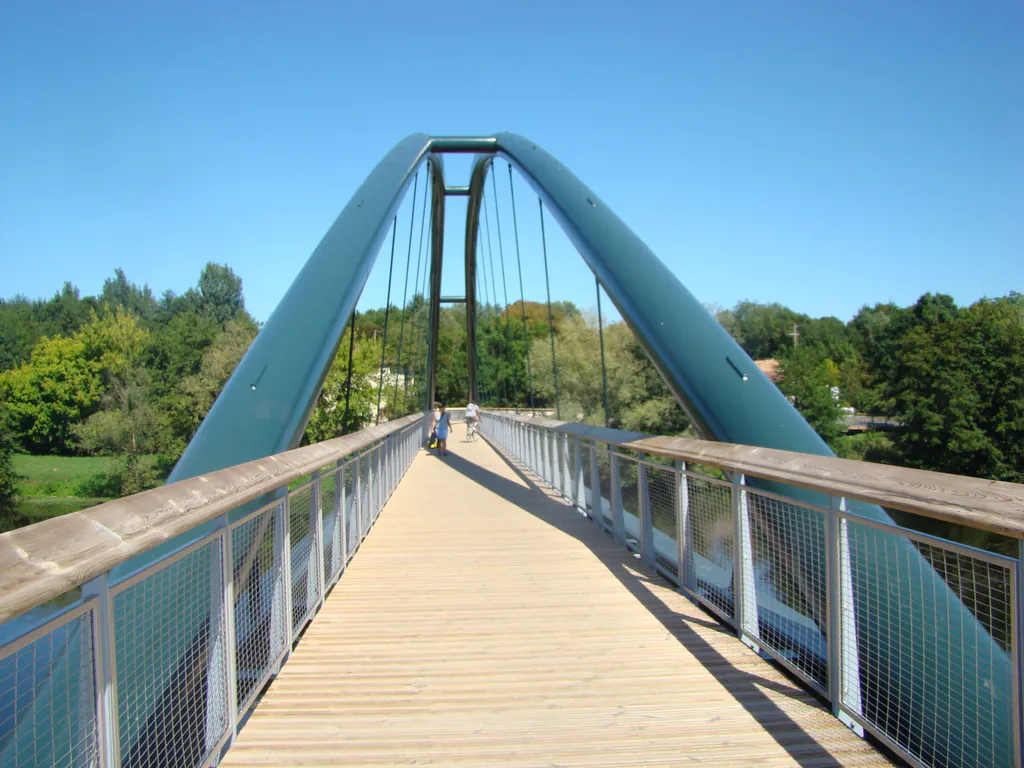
xmin=465 ymin=401 xmax=480 ymax=426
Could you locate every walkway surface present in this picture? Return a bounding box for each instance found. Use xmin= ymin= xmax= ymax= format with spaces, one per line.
xmin=221 ymin=424 xmax=895 ymax=767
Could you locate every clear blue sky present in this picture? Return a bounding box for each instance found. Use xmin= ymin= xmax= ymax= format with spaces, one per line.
xmin=2 ymin=1 xmax=1021 ymax=324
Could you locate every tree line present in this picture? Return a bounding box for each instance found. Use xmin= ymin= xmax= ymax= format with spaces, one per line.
xmin=2 ymin=269 xmax=1021 ymax=532
xmin=0 ymin=266 xmax=258 ymax=522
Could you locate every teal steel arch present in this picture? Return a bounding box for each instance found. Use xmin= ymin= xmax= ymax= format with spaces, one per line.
xmin=115 ymin=134 xmax=1008 ymax=767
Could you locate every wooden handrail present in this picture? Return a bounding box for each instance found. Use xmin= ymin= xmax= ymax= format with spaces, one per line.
xmin=486 ymin=412 xmax=1024 ymax=539
xmin=0 ymin=413 xmax=425 ymax=624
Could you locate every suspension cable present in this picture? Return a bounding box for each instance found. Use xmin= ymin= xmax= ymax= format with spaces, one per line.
xmin=596 ymin=276 xmax=610 ymax=428
xmin=507 ymin=163 xmax=534 ymax=413
xmin=482 ymin=192 xmax=508 ymax=405
xmin=474 ymin=256 xmax=490 ymax=406
xmin=419 ymin=195 xmax=434 ymax=412
xmin=404 ymin=164 xmax=431 ymax=412
xmin=477 ymin=225 xmax=496 ymax=406
xmin=341 ymin=309 xmax=357 ymax=433
xmin=538 ymin=199 xmax=561 ymax=419
xmin=392 ymin=171 xmax=419 ymax=415
xmin=491 ymin=170 xmax=519 ymax=408
xmin=375 ymin=217 xmax=398 ymax=425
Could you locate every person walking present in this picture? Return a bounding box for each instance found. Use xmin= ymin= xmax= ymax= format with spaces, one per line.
xmin=464 ymin=399 xmax=481 ymax=440
xmin=431 ymin=403 xmax=452 ymax=456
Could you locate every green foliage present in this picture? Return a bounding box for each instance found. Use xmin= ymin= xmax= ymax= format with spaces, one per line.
xmin=725 ymin=300 xmax=808 ymax=360
xmin=304 ymin=328 xmax=382 ymax=442
xmin=0 ymin=335 xmax=103 ymax=454
xmin=0 ymin=402 xmax=21 ymax=528
xmin=777 ymin=347 xmax=845 ymax=447
xmin=527 ymin=312 xmax=690 ymax=433
xmin=197 ymin=263 xmax=246 ymax=324
xmin=101 ymin=268 xmax=159 ymax=320
xmin=880 ymin=296 xmax=1024 ymax=481
xmin=178 ymin=317 xmax=259 ymax=442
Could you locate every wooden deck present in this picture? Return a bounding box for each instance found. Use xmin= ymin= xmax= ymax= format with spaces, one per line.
xmin=221 ymin=424 xmax=896 ymax=767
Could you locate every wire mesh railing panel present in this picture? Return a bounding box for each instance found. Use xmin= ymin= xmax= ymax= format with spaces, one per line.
xmin=231 ymin=504 xmax=287 ymax=715
xmin=288 ymin=486 xmax=319 ymax=636
xmin=841 ymin=519 xmax=1015 ymax=768
xmin=646 ymin=464 xmax=679 ymax=580
xmin=685 ymin=473 xmax=735 ymax=622
xmin=320 ymin=470 xmax=339 ymax=585
xmin=744 ymin=490 xmax=828 ymax=690
xmin=345 ymin=463 xmax=358 ymax=556
xmin=581 ymin=443 xmax=594 ymax=514
xmin=617 ymin=454 xmax=641 ymax=546
xmin=0 ymin=606 xmax=98 ymax=768
xmin=360 ymin=454 xmax=371 ymax=536
xmin=595 ymin=447 xmax=614 ymax=530
xmin=560 ymin=434 xmax=571 ymax=499
xmin=112 ymin=537 xmax=228 ymax=768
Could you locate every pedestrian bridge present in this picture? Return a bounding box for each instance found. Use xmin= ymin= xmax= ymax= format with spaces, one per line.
xmin=219 ymin=421 xmax=887 ymax=767
xmin=2 ymin=134 xmax=1023 ymax=768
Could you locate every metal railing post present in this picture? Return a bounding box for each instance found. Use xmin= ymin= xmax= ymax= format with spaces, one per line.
xmin=572 ymin=436 xmax=583 ymax=509
xmin=274 ymin=496 xmax=293 ymax=662
xmin=206 ymin=522 xmax=236 ymax=749
xmin=83 ymin=574 xmax=120 ymax=768
xmin=311 ymin=470 xmax=325 ymax=607
xmin=590 ymin=443 xmax=601 ymax=528
xmin=547 ymin=431 xmax=556 ymax=486
xmin=1017 ymin=540 xmax=1024 ymax=768
xmin=732 ymin=473 xmax=759 ymax=649
xmin=554 ymin=433 xmax=564 ymax=497
xmin=675 ymin=460 xmax=694 ymax=595
xmin=354 ymin=455 xmax=363 ymax=548
xmin=333 ymin=463 xmax=345 ymax=584
xmin=638 ymin=454 xmax=655 ymax=568
xmin=610 ymin=452 xmax=625 ymax=545
xmin=831 ymin=496 xmax=865 ymax=735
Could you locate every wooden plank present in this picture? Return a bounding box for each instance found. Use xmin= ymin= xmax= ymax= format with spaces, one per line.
xmin=221 ymin=424 xmax=894 ymax=767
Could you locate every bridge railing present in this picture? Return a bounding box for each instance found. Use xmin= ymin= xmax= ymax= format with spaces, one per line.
xmin=484 ymin=411 xmax=1024 ymax=768
xmin=0 ymin=412 xmax=429 ymax=768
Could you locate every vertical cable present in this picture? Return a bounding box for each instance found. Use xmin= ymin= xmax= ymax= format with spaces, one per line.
xmin=393 ymin=171 xmax=419 ymax=415
xmin=477 ymin=226 xmax=496 ymax=406
xmin=507 ymin=163 xmax=534 ymax=413
xmin=404 ymin=165 xmax=430 ymax=412
xmin=342 ymin=310 xmax=357 ymax=433
xmin=491 ymin=170 xmax=519 ymax=408
xmin=596 ymin=277 xmax=610 ymax=428
xmin=482 ymin=193 xmax=508 ymax=405
xmin=418 ymin=200 xmax=433 ymax=412
xmin=538 ymin=200 xmax=560 ymax=419
xmin=375 ymin=218 xmax=398 ymax=425
xmin=474 ymin=259 xmax=490 ymax=406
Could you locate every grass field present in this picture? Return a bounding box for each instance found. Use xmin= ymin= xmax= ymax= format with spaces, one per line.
xmin=14 ymin=454 xmax=124 ymax=498
xmin=4 ymin=454 xmax=170 ymax=534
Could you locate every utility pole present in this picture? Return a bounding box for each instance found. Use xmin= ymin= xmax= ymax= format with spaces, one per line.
xmin=788 ymin=324 xmax=800 ymax=348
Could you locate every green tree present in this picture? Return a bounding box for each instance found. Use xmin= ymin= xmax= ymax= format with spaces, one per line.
xmin=882 ymin=296 xmax=1024 ymax=481
xmin=729 ymin=301 xmax=809 ymax=360
xmin=198 ymin=262 xmax=246 ymax=324
xmin=0 ymin=335 xmax=103 ymax=454
xmin=75 ymin=309 xmax=159 ymax=493
xmin=530 ymin=313 xmax=645 ymax=426
xmin=304 ymin=329 xmax=382 ymax=442
xmin=179 ymin=317 xmax=259 ymax=445
xmin=777 ymin=346 xmax=844 ymax=447
xmin=0 ymin=402 xmax=22 ymax=530
xmin=100 ymin=268 xmax=158 ymax=320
